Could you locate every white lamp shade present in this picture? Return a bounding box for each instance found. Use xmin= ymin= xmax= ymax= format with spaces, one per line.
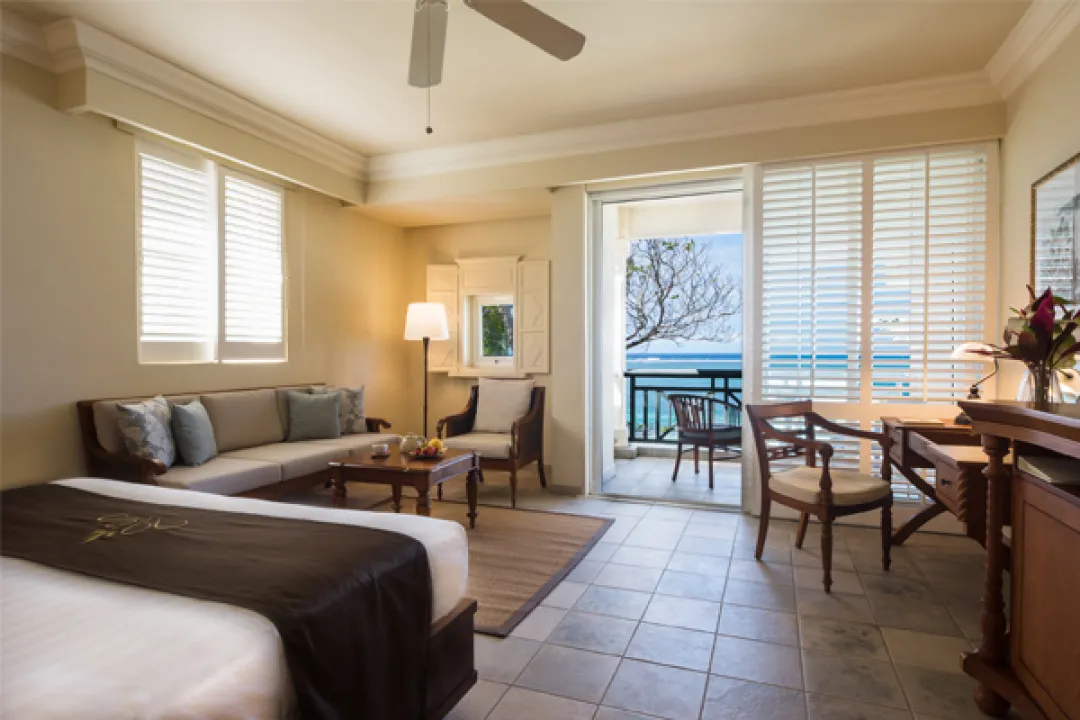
xmin=950 ymin=342 xmax=995 ymax=363
xmin=404 ymin=302 xmax=450 ymax=341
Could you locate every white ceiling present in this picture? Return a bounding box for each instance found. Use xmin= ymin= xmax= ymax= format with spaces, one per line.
xmin=25 ymin=0 xmax=1028 ymax=155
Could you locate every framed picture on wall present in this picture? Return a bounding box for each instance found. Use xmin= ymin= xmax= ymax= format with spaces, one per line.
xmin=1032 ymin=151 xmax=1080 ymax=303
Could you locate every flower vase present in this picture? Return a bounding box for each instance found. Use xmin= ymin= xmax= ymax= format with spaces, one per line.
xmin=1021 ymin=366 xmax=1063 ymax=409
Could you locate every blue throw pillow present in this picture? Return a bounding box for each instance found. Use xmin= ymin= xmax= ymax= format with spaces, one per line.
xmin=287 ymin=390 xmax=341 ymax=441
xmin=172 ymin=399 xmax=218 ymax=467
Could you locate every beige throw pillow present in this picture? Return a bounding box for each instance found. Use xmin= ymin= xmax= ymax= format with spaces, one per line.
xmin=472 ymin=378 xmax=534 ymax=434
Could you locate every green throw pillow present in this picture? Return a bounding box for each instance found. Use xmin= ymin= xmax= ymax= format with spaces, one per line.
xmin=171 ymin=399 xmax=218 ymax=466
xmin=287 ymin=390 xmax=341 ymax=441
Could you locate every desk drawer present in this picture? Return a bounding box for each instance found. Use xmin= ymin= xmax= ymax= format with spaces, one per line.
xmin=934 ymin=465 xmax=963 ymax=516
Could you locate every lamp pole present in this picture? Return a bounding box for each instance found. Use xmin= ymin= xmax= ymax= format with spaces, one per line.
xmin=423 ymin=336 xmax=430 ymax=438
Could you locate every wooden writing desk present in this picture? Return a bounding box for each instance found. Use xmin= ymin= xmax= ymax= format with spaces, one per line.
xmin=881 ymin=418 xmax=980 ymax=545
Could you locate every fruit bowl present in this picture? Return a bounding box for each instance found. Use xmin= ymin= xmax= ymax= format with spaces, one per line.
xmin=408 ymin=448 xmax=446 ymax=460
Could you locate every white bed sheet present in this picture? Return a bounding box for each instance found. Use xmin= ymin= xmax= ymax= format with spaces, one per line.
xmin=1 ymin=478 xmax=469 ymax=720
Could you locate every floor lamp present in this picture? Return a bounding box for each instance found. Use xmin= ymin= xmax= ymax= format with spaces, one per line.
xmin=404 ymin=302 xmax=450 ymax=438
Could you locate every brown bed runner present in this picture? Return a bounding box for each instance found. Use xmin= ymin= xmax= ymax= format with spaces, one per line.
xmin=1 ymin=484 xmax=432 ymax=720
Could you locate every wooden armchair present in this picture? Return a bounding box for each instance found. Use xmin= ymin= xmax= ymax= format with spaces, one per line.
xmin=746 ymin=401 xmax=894 ymax=593
xmin=437 ymin=386 xmax=546 ymax=508
xmin=667 ymin=393 xmax=742 ymax=489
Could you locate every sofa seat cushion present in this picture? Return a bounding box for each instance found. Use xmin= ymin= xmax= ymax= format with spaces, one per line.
xmin=295 ymin=434 xmax=400 ymax=456
xmin=441 ymin=432 xmax=512 ymax=460
xmin=770 ymin=466 xmax=891 ymax=507
xmin=222 ymin=442 xmax=344 ymax=480
xmin=156 ymin=457 xmax=281 ymax=495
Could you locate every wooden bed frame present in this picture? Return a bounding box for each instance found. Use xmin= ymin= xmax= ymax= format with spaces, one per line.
xmin=426 ymin=598 xmax=479 ymax=719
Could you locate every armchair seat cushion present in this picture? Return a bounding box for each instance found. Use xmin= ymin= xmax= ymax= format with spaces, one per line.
xmin=441 ymin=432 xmax=512 ymax=460
xmin=771 ymin=466 xmax=890 ymax=506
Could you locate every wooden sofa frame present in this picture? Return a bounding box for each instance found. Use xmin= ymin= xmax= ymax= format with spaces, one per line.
xmin=75 ymin=384 xmax=392 ymax=499
xmin=436 ymin=385 xmax=546 ymax=508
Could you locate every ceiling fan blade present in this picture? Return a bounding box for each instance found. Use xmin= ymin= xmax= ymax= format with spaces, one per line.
xmin=465 ymin=0 xmax=585 ymax=61
xmin=408 ymin=0 xmax=449 ymax=88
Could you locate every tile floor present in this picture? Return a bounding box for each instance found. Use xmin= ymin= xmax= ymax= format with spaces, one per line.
xmin=601 ymin=456 xmax=742 ymax=507
xmin=423 ymin=470 xmax=1007 ymax=720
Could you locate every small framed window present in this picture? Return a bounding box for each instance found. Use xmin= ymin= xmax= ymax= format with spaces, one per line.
xmin=472 ymin=295 xmax=514 ymax=367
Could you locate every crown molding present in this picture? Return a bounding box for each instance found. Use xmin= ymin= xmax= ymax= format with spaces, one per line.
xmin=0 ymin=10 xmax=54 ymax=71
xmin=367 ymin=72 xmax=1001 ymax=182
xmin=39 ymin=17 xmax=366 ymax=179
xmin=985 ymin=0 xmax=1080 ymax=98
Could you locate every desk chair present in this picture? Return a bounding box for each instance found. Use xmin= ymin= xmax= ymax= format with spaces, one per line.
xmin=747 ymin=401 xmax=894 ymax=593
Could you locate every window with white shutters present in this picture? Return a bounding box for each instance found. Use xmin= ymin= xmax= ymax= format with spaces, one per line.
xmin=222 ymin=173 xmax=285 ymax=361
xmin=137 ymin=142 xmax=285 ymax=364
xmin=137 ymin=146 xmax=216 ymax=364
xmin=757 ymin=143 xmax=994 ymax=500
xmin=761 ymin=162 xmax=862 ymax=402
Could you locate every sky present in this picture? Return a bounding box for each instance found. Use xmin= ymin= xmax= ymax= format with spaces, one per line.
xmin=631 ymin=233 xmax=743 ymax=356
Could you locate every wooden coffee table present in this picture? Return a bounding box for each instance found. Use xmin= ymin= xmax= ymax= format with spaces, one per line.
xmin=328 ymin=448 xmax=480 ymax=528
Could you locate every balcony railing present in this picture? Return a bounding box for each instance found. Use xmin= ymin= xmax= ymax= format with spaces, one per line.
xmin=626 ymin=368 xmax=742 ymax=444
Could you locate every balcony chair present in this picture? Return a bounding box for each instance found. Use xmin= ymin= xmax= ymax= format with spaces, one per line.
xmin=746 ymin=401 xmax=893 ymax=593
xmin=667 ymin=393 xmax=742 ymax=490
xmin=437 ymin=381 xmax=546 ymax=508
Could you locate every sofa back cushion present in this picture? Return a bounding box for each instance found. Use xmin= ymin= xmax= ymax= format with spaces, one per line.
xmin=473 ymin=378 xmax=535 ymax=434
xmin=201 ymin=389 xmax=285 ymax=452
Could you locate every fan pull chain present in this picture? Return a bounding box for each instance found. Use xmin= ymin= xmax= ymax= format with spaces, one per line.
xmin=426 ymin=2 xmax=434 ymax=135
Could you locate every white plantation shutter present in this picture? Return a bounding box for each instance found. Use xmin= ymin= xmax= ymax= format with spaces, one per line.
xmin=871 ymin=149 xmax=988 ymax=402
xmin=221 ymin=173 xmax=285 ymax=361
xmin=137 ymin=146 xmax=216 ymax=363
xmin=757 ymin=144 xmax=993 ymax=500
xmin=761 ymin=162 xmax=862 ymax=401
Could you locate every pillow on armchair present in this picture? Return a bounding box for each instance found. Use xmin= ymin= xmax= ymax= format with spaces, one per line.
xmin=473 ymin=378 xmax=534 ymax=434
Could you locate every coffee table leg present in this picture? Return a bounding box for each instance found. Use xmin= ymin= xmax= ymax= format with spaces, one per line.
xmin=332 ymin=467 xmax=347 ymax=508
xmin=466 ymin=468 xmax=478 ymax=530
xmin=391 ymin=483 xmax=402 ymax=513
xmin=416 ymin=479 xmax=431 ymax=517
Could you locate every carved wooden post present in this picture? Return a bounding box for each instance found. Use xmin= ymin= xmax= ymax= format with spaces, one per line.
xmin=973 ymin=432 xmax=1011 ymax=717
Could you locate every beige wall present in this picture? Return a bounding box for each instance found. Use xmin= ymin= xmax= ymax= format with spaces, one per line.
xmin=401 ymin=215 xmax=554 ymax=463
xmin=1 ymin=58 xmax=409 ymax=488
xmin=998 ymin=25 xmax=1080 ymax=396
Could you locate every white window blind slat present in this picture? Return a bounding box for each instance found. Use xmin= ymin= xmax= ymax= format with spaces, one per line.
xmin=222 ymin=174 xmax=285 ymax=359
xmin=137 ymin=150 xmax=216 ymax=363
xmin=761 ymin=162 xmax=862 ymax=402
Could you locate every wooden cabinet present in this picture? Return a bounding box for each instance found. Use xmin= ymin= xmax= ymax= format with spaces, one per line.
xmin=1011 ymin=471 xmax=1080 ymax=720
xmin=959 ymin=400 xmax=1080 ymax=720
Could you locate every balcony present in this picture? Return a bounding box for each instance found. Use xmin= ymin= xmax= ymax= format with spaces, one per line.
xmin=603 ymin=368 xmax=742 ymax=506
xmin=625 ymin=368 xmax=742 ymax=443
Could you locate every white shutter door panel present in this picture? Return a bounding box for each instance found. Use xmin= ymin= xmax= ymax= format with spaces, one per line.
xmin=221 ymin=173 xmax=285 ymax=361
xmin=137 ymin=146 xmax=216 ymax=363
xmin=519 ymin=259 xmax=550 ymax=373
xmin=761 ymin=162 xmax=862 ymax=402
xmin=427 ymin=265 xmax=459 ymax=372
xmin=871 ymin=149 xmax=987 ymax=402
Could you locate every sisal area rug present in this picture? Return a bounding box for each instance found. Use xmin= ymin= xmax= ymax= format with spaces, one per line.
xmin=386 ymin=501 xmax=612 ymax=637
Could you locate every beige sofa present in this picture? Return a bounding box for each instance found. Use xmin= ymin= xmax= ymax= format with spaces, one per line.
xmin=77 ymin=384 xmax=397 ymax=497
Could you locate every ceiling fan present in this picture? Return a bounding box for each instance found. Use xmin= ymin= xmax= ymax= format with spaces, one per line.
xmin=408 ymin=0 xmax=586 ymax=88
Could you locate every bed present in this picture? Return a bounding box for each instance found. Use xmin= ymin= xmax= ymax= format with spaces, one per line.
xmin=1 ymin=478 xmax=477 ymax=720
